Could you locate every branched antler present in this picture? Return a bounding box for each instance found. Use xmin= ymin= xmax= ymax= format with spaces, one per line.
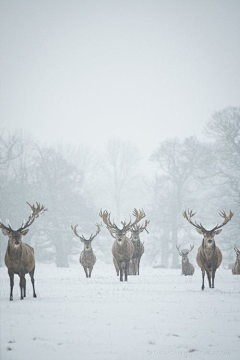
xmin=1 ymin=202 xmax=47 ymax=233
xmin=71 ymin=223 xmax=102 ymax=242
xmin=210 ymin=210 xmax=234 ymax=232
xmin=132 ymin=219 xmax=150 ymax=234
xmin=182 ymin=209 xmax=207 ymax=232
xmin=234 ymin=244 xmax=240 ymax=254
xmin=17 ymin=202 xmax=47 ymax=232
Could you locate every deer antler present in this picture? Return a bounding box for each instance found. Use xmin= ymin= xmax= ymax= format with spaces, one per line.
xmin=176 ymin=245 xmax=183 ymax=256
xmin=71 ymin=224 xmax=86 ymax=242
xmin=182 ymin=209 xmax=207 ymax=232
xmin=89 ymin=223 xmax=102 ymax=241
xmin=210 ymin=210 xmax=234 ymax=232
xmin=234 ymin=244 xmax=240 ymax=254
xmin=0 ymin=218 xmax=13 ymax=233
xmin=132 ymin=219 xmax=150 ymax=234
xmin=99 ymin=209 xmax=119 ymax=233
xmin=72 ymin=223 xmax=102 ymax=242
xmin=187 ymin=244 xmax=194 ymax=254
xmin=17 ymin=202 xmax=47 ymax=232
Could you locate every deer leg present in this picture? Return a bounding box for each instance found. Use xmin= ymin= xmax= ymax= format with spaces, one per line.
xmin=29 ymin=267 xmax=37 ymax=298
xmin=201 ymin=269 xmax=205 ymax=290
xmin=137 ymin=258 xmax=141 ymax=275
xmin=124 ymin=261 xmax=130 ymax=281
xmin=89 ymin=267 xmax=93 ymax=278
xmin=211 ymin=269 xmax=216 ymax=288
xmin=84 ymin=267 xmax=89 ymax=278
xmin=118 ymin=262 xmax=123 ymax=282
xmin=23 ymin=277 xmax=26 ymax=297
xmin=206 ymin=270 xmax=212 ymax=288
xmin=8 ymin=270 xmax=14 ymax=301
xmin=19 ymin=275 xmax=25 ymax=300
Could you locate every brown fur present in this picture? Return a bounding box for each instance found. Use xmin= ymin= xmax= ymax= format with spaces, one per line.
xmin=232 ymin=246 xmax=240 ymax=275
xmin=112 ymin=237 xmax=134 ymax=281
xmin=196 ymin=240 xmax=222 ymax=290
xmin=3 ymin=234 xmax=37 ymax=300
xmin=131 ymin=239 xmax=144 ymax=275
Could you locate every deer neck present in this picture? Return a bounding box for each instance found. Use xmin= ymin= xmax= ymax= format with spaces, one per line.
xmin=8 ymin=241 xmax=22 ymax=258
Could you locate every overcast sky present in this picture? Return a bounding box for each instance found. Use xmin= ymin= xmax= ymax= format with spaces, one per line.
xmin=1 ymin=0 xmax=240 ymax=158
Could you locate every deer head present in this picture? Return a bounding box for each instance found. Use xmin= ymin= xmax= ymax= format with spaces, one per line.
xmin=99 ymin=208 xmax=146 ymax=246
xmin=0 ymin=202 xmax=47 ymax=250
xmin=71 ymin=223 xmax=102 ymax=251
xmin=183 ymin=209 xmax=233 ymax=249
xmin=176 ymin=245 xmax=194 ymax=263
xmin=130 ymin=217 xmax=150 ymax=242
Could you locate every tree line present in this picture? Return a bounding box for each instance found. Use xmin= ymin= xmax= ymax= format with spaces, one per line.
xmin=0 ymin=106 xmax=239 ymax=268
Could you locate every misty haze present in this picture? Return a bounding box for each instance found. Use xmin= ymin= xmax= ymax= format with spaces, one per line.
xmin=0 ymin=1 xmax=240 ymax=360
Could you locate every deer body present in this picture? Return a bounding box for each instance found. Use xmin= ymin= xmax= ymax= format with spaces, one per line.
xmin=71 ymin=223 xmax=101 ymax=278
xmin=1 ymin=202 xmax=47 ymax=300
xmin=80 ymin=246 xmax=97 ymax=278
xmin=131 ymin=238 xmax=144 ymax=275
xmin=112 ymin=236 xmax=134 ymax=280
xmin=100 ymin=208 xmax=146 ymax=282
xmin=183 ymin=209 xmax=233 ymax=290
xmin=232 ymin=245 xmax=240 ymax=275
xmin=129 ymin=217 xmax=149 ymax=275
xmin=176 ymin=245 xmax=195 ymax=276
xmin=5 ymin=241 xmax=35 ymax=274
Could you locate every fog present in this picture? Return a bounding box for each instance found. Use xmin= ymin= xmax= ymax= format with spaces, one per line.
xmin=0 ymin=1 xmax=240 ymax=268
xmin=1 ymin=0 xmax=240 ymax=156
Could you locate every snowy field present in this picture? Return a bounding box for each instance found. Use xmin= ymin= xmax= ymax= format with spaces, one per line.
xmin=0 ymin=262 xmax=240 ymax=360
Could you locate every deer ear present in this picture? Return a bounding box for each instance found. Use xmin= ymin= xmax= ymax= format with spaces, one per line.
xmin=214 ymin=229 xmax=222 ymax=235
xmin=1 ymin=228 xmax=10 ymax=236
xmin=195 ymin=228 xmax=204 ymax=235
xmin=21 ymin=229 xmax=29 ymax=236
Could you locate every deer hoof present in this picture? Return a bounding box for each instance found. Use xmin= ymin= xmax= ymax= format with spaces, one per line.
xmin=34 ymin=294 xmax=37 ymax=298
xmin=10 ymin=297 xmax=13 ymax=301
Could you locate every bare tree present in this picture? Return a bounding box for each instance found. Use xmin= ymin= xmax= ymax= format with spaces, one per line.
xmin=101 ymin=139 xmax=141 ymax=223
xmin=150 ymin=137 xmax=207 ymax=267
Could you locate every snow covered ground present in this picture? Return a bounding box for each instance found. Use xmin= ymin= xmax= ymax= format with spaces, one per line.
xmin=0 ymin=262 xmax=240 ymax=360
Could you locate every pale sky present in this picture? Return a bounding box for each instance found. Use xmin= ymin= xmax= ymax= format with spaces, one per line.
xmin=1 ymin=0 xmax=240 ymax=158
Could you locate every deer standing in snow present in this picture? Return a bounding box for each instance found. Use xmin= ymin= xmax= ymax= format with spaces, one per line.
xmin=99 ymin=208 xmax=146 ymax=281
xmin=183 ymin=209 xmax=233 ymax=290
xmin=176 ymin=245 xmax=195 ymax=276
xmin=129 ymin=218 xmax=150 ymax=275
xmin=232 ymin=245 xmax=240 ymax=275
xmin=71 ymin=223 xmax=101 ymax=278
xmin=0 ymin=202 xmax=47 ymax=300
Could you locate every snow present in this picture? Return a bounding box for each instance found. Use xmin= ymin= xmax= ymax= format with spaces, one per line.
xmin=0 ymin=262 xmax=240 ymax=360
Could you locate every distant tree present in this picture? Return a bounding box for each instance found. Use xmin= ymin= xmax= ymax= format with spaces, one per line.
xmin=31 ymin=145 xmax=95 ymax=267
xmin=204 ymin=106 xmax=240 ymax=264
xmin=101 ymin=139 xmax=141 ymax=223
xmin=150 ymin=137 xmax=208 ymax=267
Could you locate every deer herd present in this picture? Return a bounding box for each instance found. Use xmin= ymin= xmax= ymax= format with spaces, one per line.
xmin=0 ymin=202 xmax=239 ymax=301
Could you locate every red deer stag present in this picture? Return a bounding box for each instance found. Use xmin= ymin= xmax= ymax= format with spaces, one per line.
xmin=0 ymin=202 xmax=47 ymax=300
xmin=129 ymin=218 xmax=150 ymax=275
xmin=71 ymin=223 xmax=102 ymax=278
xmin=176 ymin=245 xmax=195 ymax=276
xmin=232 ymin=245 xmax=240 ymax=275
xmin=99 ymin=208 xmax=146 ymax=281
xmin=183 ymin=209 xmax=233 ymax=290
